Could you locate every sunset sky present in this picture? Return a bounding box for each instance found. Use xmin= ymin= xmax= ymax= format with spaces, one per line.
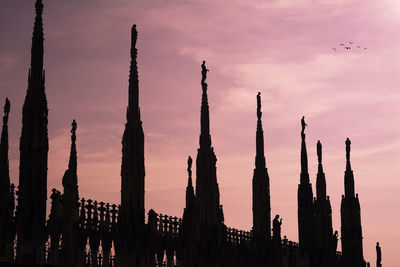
xmin=1 ymin=0 xmax=399 ymax=265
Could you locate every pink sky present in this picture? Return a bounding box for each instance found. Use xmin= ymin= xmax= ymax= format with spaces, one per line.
xmin=1 ymin=0 xmax=399 ymax=265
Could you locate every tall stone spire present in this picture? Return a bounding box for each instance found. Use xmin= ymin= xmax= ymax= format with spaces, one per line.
xmin=196 ymin=61 xmax=223 ymax=227
xmin=0 ymin=98 xmax=13 ymax=260
xmin=16 ymin=0 xmax=49 ymax=263
xmin=61 ymin=120 xmax=80 ymax=267
xmin=316 ymin=141 xmax=326 ymax=201
xmin=340 ymin=138 xmax=365 ymax=267
xmin=252 ymin=92 xmax=271 ymax=240
xmin=297 ymin=116 xmax=314 ymax=250
xmin=314 ymin=141 xmax=336 ymax=266
xmin=120 ymin=24 xmax=145 ymax=267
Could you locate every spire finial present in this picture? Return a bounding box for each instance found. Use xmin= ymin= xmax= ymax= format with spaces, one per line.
xmin=346 ymin=138 xmax=351 ymax=170
xmin=301 ymin=116 xmax=307 ymax=140
xmin=4 ymin=98 xmax=10 ymax=118
xmin=201 ymin=61 xmax=209 ymax=85
xmin=187 ymin=156 xmax=192 ymax=173
xmin=71 ymin=119 xmax=77 ymax=142
xmin=317 ymin=140 xmax=322 ymax=164
xmin=257 ymin=92 xmax=261 ymax=120
xmin=131 ymin=24 xmax=137 ymax=52
xmin=35 ymin=0 xmax=43 ymax=12
xmin=68 ymin=120 xmax=77 ymax=172
xmin=199 ymin=61 xmax=211 ymax=148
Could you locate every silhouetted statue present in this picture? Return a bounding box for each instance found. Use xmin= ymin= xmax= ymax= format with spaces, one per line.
xmin=4 ymin=98 xmax=10 ymax=116
xmin=346 ymin=138 xmax=351 ymax=162
xmin=187 ymin=156 xmax=192 ymax=172
xmin=376 ymin=242 xmax=382 ymax=267
xmin=317 ymin=140 xmax=322 ymax=164
xmin=273 ymin=215 xmax=282 ymax=239
xmin=131 ymin=24 xmax=137 ymax=48
xmin=301 ymin=116 xmax=307 ymax=135
xmin=201 ymin=61 xmax=209 ymax=84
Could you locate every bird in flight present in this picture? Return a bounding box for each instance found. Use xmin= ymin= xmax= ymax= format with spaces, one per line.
xmin=349 ymin=41 xmax=353 ymax=44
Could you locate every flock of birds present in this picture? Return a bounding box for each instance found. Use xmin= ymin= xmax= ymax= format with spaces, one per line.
xmin=332 ymin=41 xmax=367 ymax=52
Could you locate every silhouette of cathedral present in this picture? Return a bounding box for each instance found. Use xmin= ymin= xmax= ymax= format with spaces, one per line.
xmin=0 ymin=1 xmax=382 ymax=266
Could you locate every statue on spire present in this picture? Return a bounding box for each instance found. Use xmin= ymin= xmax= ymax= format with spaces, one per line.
xmin=131 ymin=24 xmax=137 ymax=48
xmin=201 ymin=61 xmax=209 ymax=84
xmin=187 ymin=156 xmax=192 ymax=173
xmin=257 ymin=92 xmax=261 ymax=120
xmin=376 ymin=242 xmax=382 ymax=267
xmin=4 ymin=98 xmax=10 ymax=117
xmin=301 ymin=116 xmax=307 ymax=134
xmin=317 ymin=140 xmax=322 ymax=164
xmin=71 ymin=120 xmax=77 ymax=142
xmin=346 ymin=138 xmax=351 ymax=162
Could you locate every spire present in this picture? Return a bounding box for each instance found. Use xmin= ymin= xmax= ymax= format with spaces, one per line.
xmin=297 ymin=116 xmax=314 ymax=250
xmin=316 ymin=140 xmax=326 ymax=200
xmin=185 ymin=156 xmax=195 ymax=209
xmin=252 ymin=92 xmax=271 ymax=240
xmin=300 ymin=116 xmax=309 ymax=180
xmin=68 ymin=120 xmax=77 ymax=174
xmin=195 ymin=61 xmax=222 ymax=227
xmin=120 ymin=24 xmax=146 ymax=266
xmin=344 ymin=138 xmax=355 ymax=198
xmin=255 ymin=92 xmax=265 ymax=165
xmin=16 ymin=0 xmax=48 ymax=263
xmin=199 ymin=61 xmax=211 ymax=148
xmin=0 ymin=98 xmax=10 ymax=189
xmin=128 ymin=24 xmax=139 ymax=117
xmin=340 ymin=138 xmax=365 ymax=266
xmin=30 ymin=0 xmax=44 ymax=82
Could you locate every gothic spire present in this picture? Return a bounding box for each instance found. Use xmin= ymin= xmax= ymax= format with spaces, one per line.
xmin=68 ymin=120 xmax=77 ymax=174
xmin=120 ymin=24 xmax=146 ymax=266
xmin=300 ymin=116 xmax=309 ymax=181
xmin=316 ymin=140 xmax=326 ymax=200
xmin=30 ymin=0 xmax=44 ymax=83
xmin=128 ymin=25 xmax=139 ymax=117
xmin=199 ymin=61 xmax=211 ymax=148
xmin=196 ymin=61 xmax=222 ymax=227
xmin=16 ymin=0 xmax=48 ymax=263
xmin=344 ymin=138 xmax=355 ymax=198
xmin=255 ymin=92 xmax=265 ymax=165
xmin=252 ymin=92 xmax=271 ymax=240
xmin=297 ymin=116 xmax=314 ymax=250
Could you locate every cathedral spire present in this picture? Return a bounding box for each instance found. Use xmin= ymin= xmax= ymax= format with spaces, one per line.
xmin=120 ymin=24 xmax=146 ymax=267
xmin=16 ymin=0 xmax=49 ymax=263
xmin=68 ymin=120 xmax=77 ymax=174
xmin=199 ymin=61 xmax=211 ymax=148
xmin=300 ymin=116 xmax=309 ymax=181
xmin=256 ymin=92 xmax=265 ymax=164
xmin=30 ymin=0 xmax=44 ymax=83
xmin=297 ymin=116 xmax=314 ymax=250
xmin=128 ymin=25 xmax=139 ymax=117
xmin=344 ymin=138 xmax=355 ymax=198
xmin=316 ymin=140 xmax=326 ymax=200
xmin=252 ymin=92 xmax=271 ymax=240
xmin=341 ymin=138 xmax=365 ymax=266
xmin=196 ymin=61 xmax=222 ymax=227
xmin=61 ymin=120 xmax=79 ymax=267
